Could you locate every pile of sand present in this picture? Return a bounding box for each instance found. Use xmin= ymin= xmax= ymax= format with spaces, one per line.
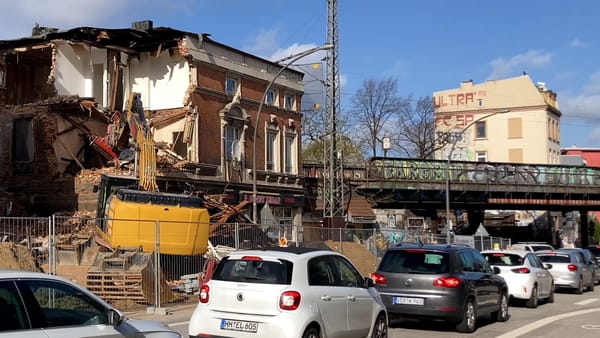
xmin=0 ymin=242 xmax=41 ymax=272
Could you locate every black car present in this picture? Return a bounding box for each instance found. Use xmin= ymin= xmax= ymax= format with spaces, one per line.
xmin=587 ymin=245 xmax=600 ymax=263
xmin=371 ymin=243 xmax=509 ymax=333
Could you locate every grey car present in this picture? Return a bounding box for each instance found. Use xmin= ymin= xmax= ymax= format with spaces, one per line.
xmin=0 ymin=269 xmax=181 ymax=337
xmin=557 ymin=248 xmax=599 ymax=284
xmin=536 ymin=250 xmax=595 ymax=294
xmin=371 ymin=243 xmax=509 ymax=333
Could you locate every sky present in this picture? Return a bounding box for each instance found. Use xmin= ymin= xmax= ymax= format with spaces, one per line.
xmin=1 ymin=0 xmax=599 ymax=149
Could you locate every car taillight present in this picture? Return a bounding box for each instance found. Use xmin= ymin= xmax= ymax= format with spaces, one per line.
xmin=242 ymin=256 xmax=263 ymax=261
xmin=280 ymin=291 xmax=301 ymax=310
xmin=568 ymin=264 xmax=578 ymax=272
xmin=199 ymin=284 xmax=210 ymax=303
xmin=511 ymin=267 xmax=531 ymax=274
xmin=371 ymin=272 xmax=387 ymax=285
xmin=433 ymin=276 xmax=461 ymax=288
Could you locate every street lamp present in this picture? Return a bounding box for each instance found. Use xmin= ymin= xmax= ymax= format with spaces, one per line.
xmin=444 ymin=109 xmax=510 ymax=242
xmin=252 ymin=44 xmax=334 ymax=223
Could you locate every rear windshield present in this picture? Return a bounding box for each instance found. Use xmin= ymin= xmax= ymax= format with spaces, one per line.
xmin=530 ymin=245 xmax=553 ymax=252
xmin=537 ymin=254 xmax=570 ymax=263
xmin=212 ymin=258 xmax=293 ymax=284
xmin=483 ymin=253 xmax=523 ymax=266
xmin=379 ymin=250 xmax=449 ymax=274
xmin=587 ymin=247 xmax=600 ymax=257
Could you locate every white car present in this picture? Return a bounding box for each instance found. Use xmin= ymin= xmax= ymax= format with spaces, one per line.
xmin=481 ymin=250 xmax=554 ymax=308
xmin=0 ymin=269 xmax=181 ymax=337
xmin=188 ymin=247 xmax=388 ymax=338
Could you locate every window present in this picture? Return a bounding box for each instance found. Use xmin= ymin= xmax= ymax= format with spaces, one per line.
xmin=266 ymin=128 xmax=278 ymax=171
xmin=476 ymin=151 xmax=487 ymax=162
xmin=475 ymin=121 xmax=487 ymax=138
xmin=508 ymin=148 xmax=523 ymax=163
xmin=284 ymin=93 xmax=295 ymax=110
xmin=284 ymin=131 xmax=297 ymax=174
xmin=0 ymin=281 xmax=27 ymax=331
xmin=508 ymin=118 xmax=523 ymax=139
xmin=225 ymin=125 xmax=241 ymax=161
xmin=13 ymin=117 xmax=34 ymax=162
xmin=266 ymin=89 xmax=276 ymax=105
xmin=23 ymin=280 xmax=108 ymax=328
xmin=0 ymin=68 xmax=5 ymax=88
xmin=225 ymin=77 xmax=239 ymax=96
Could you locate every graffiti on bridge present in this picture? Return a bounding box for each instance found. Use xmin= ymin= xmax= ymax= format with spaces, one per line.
xmin=368 ymin=158 xmax=600 ymax=186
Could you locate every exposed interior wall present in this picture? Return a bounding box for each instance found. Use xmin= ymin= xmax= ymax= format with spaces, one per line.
xmin=129 ymin=50 xmax=189 ymax=110
xmin=54 ymin=43 xmax=89 ymax=96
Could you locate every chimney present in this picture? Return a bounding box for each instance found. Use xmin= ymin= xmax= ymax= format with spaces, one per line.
xmin=132 ymin=20 xmax=153 ymax=31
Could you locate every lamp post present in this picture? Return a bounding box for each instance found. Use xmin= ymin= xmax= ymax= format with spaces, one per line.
xmin=444 ymin=109 xmax=510 ymax=243
xmin=252 ymin=44 xmax=334 ymax=223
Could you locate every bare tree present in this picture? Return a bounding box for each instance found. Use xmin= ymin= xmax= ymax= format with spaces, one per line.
xmin=349 ymin=78 xmax=407 ymax=157
xmin=395 ymin=96 xmax=448 ymax=159
xmin=301 ymin=106 xmax=358 ymax=162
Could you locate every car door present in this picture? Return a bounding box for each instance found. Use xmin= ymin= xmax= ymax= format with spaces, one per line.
xmin=574 ymin=252 xmax=593 ymax=286
xmin=307 ymin=256 xmax=348 ymax=338
xmin=0 ymin=280 xmax=41 ymax=337
xmin=16 ymin=279 xmax=123 ymax=338
xmin=527 ymin=253 xmax=553 ymax=297
xmin=329 ymin=255 xmax=373 ymax=338
xmin=464 ymin=250 xmax=499 ymax=311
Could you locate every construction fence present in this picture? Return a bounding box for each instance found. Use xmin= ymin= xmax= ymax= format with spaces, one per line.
xmin=0 ymin=215 xmax=511 ymax=311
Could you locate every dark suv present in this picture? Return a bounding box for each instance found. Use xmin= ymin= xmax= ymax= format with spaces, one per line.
xmin=371 ymin=243 xmax=509 ymax=333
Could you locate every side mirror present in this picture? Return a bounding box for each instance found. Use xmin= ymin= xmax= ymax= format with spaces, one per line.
xmin=543 ymin=263 xmax=553 ymax=270
xmin=492 ymin=266 xmax=501 ymax=274
xmin=364 ymin=276 xmax=375 ymax=288
xmin=108 ymin=308 xmax=125 ymax=326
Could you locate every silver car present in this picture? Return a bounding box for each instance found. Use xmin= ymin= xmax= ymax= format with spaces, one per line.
xmin=0 ymin=269 xmax=181 ymax=337
xmin=536 ymin=250 xmax=595 ymax=294
xmin=188 ymin=247 xmax=388 ymax=338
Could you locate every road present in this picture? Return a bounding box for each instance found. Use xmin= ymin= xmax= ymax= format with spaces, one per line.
xmin=132 ymin=288 xmax=600 ymax=337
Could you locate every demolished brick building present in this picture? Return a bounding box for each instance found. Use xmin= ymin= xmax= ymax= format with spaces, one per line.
xmin=0 ymin=22 xmax=307 ymax=230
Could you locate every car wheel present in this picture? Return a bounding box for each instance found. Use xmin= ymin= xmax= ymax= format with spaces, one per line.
xmin=493 ymin=292 xmax=509 ymax=322
xmin=371 ymin=313 xmax=388 ymax=338
xmin=456 ymin=298 xmax=477 ymax=333
xmin=525 ymin=285 xmax=538 ymax=308
xmin=547 ymin=283 xmax=555 ymax=303
xmin=575 ymin=277 xmax=584 ymax=294
xmin=302 ymin=326 xmax=320 ymax=338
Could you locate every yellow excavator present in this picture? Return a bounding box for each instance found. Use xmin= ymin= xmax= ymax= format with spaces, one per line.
xmin=95 ymin=93 xmax=210 ymax=256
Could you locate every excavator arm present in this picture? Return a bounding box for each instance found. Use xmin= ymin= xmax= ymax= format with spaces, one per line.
xmin=123 ymin=93 xmax=158 ymax=192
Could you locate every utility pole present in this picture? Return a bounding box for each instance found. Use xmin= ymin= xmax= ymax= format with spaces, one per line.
xmin=323 ymin=0 xmax=344 ymax=227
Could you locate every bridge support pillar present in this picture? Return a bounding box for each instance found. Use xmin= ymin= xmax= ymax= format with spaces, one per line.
xmin=580 ymin=210 xmax=589 ymax=248
xmin=466 ymin=209 xmax=485 ymax=235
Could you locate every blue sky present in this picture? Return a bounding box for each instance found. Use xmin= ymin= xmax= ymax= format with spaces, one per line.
xmin=2 ymin=0 xmax=599 ymax=148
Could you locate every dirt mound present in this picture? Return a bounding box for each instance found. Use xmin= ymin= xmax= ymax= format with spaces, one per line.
xmin=0 ymin=242 xmax=41 ymax=272
xmin=322 ymin=240 xmax=378 ymax=277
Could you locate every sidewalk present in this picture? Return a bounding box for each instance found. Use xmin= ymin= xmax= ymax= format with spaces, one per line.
xmin=124 ymin=302 xmax=198 ymax=322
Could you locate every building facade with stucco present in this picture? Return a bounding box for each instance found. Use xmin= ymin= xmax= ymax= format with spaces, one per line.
xmin=433 ymin=74 xmax=562 ymax=164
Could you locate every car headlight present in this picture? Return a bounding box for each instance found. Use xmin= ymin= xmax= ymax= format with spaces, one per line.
xmin=135 ymin=332 xmax=182 ymax=338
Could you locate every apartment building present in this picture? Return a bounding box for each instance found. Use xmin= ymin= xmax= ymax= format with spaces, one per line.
xmin=433 ymin=74 xmax=562 ymax=164
xmin=0 ymin=21 xmax=305 ymax=229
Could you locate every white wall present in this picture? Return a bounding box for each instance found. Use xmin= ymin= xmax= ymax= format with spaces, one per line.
xmin=54 ymin=43 xmax=89 ymax=96
xmin=128 ymin=51 xmax=189 ymax=110
xmin=153 ymin=119 xmax=185 ymax=147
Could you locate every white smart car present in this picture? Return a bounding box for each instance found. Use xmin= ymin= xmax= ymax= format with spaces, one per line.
xmin=188 ymin=247 xmax=388 ymax=338
xmin=481 ymin=250 xmax=554 ymax=308
xmin=0 ymin=269 xmax=181 ymax=337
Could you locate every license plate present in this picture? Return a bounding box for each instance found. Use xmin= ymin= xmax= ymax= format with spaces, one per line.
xmin=220 ymin=319 xmax=259 ymax=333
xmin=393 ymin=296 xmax=424 ymax=305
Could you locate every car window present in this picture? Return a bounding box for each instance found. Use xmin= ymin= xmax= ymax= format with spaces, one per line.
xmin=538 ymin=254 xmax=570 ymax=263
xmin=483 ymin=253 xmax=523 ymax=266
xmin=212 ymin=257 xmax=292 ymax=284
xmin=531 ymin=245 xmax=553 ymax=252
xmin=0 ymin=281 xmax=27 ymax=331
xmin=526 ymin=254 xmax=542 ymax=268
xmin=458 ymin=251 xmax=476 ymax=272
xmin=18 ymin=279 xmax=108 ymax=328
xmin=471 ymin=251 xmax=493 ymax=273
xmin=378 ymin=250 xmax=448 ymax=274
xmin=329 ymin=256 xmax=364 ymax=288
xmin=308 ymin=256 xmax=335 ymax=286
